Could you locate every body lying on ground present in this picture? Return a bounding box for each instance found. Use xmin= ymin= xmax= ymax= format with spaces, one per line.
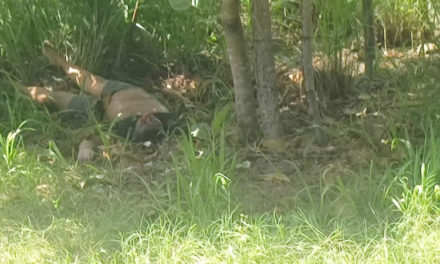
xmin=20 ymin=41 xmax=177 ymax=161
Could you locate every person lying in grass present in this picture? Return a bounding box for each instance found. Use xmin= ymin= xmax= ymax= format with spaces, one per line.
xmin=20 ymin=41 xmax=178 ymax=161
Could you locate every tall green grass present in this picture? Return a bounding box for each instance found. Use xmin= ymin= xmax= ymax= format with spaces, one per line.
xmin=170 ymin=105 xmax=236 ymax=224
xmin=140 ymin=0 xmax=223 ymax=73
xmin=0 ymin=0 xmax=60 ymax=80
xmin=0 ymin=0 xmax=134 ymax=77
xmin=0 ymin=0 xmax=223 ymax=82
xmin=0 ymin=122 xmax=26 ymax=178
xmin=52 ymin=0 xmax=128 ymax=73
xmin=2 ymin=1 xmax=440 ymax=263
xmin=315 ymin=0 xmax=360 ymax=68
xmin=1 ymin=96 xmax=440 ymax=263
xmin=376 ymin=0 xmax=440 ymax=49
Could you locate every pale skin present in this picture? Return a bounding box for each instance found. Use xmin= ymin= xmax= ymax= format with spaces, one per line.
xmin=41 ymin=41 xmax=169 ymax=120
xmin=19 ymin=86 xmax=75 ymax=110
xmin=21 ymin=42 xmax=170 ymax=161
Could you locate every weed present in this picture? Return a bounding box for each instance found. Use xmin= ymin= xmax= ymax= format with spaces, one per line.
xmin=0 ymin=121 xmax=28 ymax=180
xmin=1 ymin=0 xmax=440 ymax=263
xmin=376 ymin=0 xmax=440 ymax=49
xmin=169 ymin=105 xmax=236 ymax=224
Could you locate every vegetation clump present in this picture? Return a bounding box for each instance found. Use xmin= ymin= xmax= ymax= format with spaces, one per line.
xmin=1 ymin=0 xmax=440 ymax=262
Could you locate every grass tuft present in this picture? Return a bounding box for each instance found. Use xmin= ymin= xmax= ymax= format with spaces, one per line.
xmin=169 ymin=105 xmax=236 ymax=225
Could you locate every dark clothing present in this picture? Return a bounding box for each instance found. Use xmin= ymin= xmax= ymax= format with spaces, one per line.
xmin=60 ymin=95 xmax=99 ymax=127
xmin=101 ymin=80 xmax=136 ymax=98
xmin=58 ymin=79 xmax=135 ymax=128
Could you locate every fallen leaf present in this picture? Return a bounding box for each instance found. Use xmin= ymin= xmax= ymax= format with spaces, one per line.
xmin=237 ymin=160 xmax=251 ymax=169
xmin=260 ymin=172 xmax=291 ymax=183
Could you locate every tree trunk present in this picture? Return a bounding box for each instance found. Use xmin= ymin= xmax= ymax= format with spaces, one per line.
xmin=302 ymin=0 xmax=320 ymax=121
xmin=221 ymin=0 xmax=259 ymax=139
xmin=363 ymin=0 xmax=375 ymax=77
xmin=251 ymin=0 xmax=283 ymax=140
xmin=302 ymin=0 xmax=326 ymax=145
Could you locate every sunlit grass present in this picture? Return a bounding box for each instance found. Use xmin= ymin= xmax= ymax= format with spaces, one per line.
xmin=2 ymin=61 xmax=440 ymax=263
xmin=1 ymin=199 xmax=440 ymax=263
xmin=1 ymin=0 xmax=440 ymax=263
xmin=1 ymin=105 xmax=440 ymax=263
xmin=169 ymin=105 xmax=236 ymax=224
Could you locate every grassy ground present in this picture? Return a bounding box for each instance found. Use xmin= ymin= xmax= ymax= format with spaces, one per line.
xmin=2 ymin=54 xmax=440 ymax=263
xmin=2 ymin=0 xmax=440 ymax=263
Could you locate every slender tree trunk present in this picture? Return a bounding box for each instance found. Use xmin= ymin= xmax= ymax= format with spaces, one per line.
xmin=363 ymin=0 xmax=375 ymax=77
xmin=221 ymin=0 xmax=259 ymax=139
xmin=302 ymin=0 xmax=320 ymax=121
xmin=251 ymin=0 xmax=283 ymax=140
xmin=302 ymin=0 xmax=327 ymax=145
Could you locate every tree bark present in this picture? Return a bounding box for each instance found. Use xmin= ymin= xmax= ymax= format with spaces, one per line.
xmin=251 ymin=0 xmax=283 ymax=140
xmin=221 ymin=0 xmax=259 ymax=139
xmin=302 ymin=0 xmax=320 ymax=121
xmin=363 ymin=0 xmax=375 ymax=77
xmin=302 ymin=0 xmax=327 ymax=146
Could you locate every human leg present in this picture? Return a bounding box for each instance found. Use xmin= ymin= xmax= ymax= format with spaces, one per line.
xmin=20 ymin=85 xmax=75 ymax=110
xmin=42 ymin=41 xmax=107 ymax=99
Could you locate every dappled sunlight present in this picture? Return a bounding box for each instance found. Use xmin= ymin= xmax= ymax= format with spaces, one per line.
xmin=67 ymin=66 xmax=83 ymax=85
xmin=23 ymin=86 xmax=52 ymax=104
